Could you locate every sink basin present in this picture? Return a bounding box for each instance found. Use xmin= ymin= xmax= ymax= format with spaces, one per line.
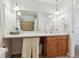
xmin=9 ymin=31 xmax=20 ymax=35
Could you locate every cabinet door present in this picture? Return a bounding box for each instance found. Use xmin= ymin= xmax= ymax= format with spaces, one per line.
xmin=57 ymin=36 xmax=68 ymax=55
xmin=43 ymin=37 xmax=58 ymax=57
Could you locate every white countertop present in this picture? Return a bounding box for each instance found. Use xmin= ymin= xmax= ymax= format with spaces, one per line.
xmin=3 ymin=31 xmax=69 ymax=38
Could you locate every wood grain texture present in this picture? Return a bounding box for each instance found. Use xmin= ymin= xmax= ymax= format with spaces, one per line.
xmin=43 ymin=35 xmax=68 ymax=57
xmin=57 ymin=36 xmax=68 ymax=55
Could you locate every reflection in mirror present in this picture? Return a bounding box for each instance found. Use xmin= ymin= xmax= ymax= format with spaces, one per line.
xmin=17 ymin=10 xmax=38 ymax=31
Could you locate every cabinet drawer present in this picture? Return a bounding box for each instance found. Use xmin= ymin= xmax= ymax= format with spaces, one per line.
xmin=47 ymin=36 xmax=57 ymax=41
xmin=47 ymin=36 xmax=68 ymax=40
xmin=56 ymin=36 xmax=68 ymax=39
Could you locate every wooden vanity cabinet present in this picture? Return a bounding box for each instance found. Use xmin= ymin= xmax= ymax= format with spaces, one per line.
xmin=43 ymin=35 xmax=68 ymax=57
xmin=57 ymin=37 xmax=68 ymax=55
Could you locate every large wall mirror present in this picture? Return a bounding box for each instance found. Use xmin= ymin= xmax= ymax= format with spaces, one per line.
xmin=17 ymin=10 xmax=38 ymax=31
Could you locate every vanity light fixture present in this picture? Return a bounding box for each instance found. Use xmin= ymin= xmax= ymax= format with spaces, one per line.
xmin=14 ymin=5 xmax=19 ymax=11
xmin=55 ymin=0 xmax=59 ymax=15
xmin=55 ymin=10 xmax=59 ymax=15
xmin=48 ymin=14 xmax=52 ymax=18
xmin=17 ymin=11 xmax=21 ymax=15
xmin=14 ymin=0 xmax=19 ymax=11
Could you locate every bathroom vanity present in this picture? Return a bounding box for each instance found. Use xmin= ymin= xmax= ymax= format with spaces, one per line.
xmin=1 ymin=9 xmax=69 ymax=57
xmin=1 ymin=8 xmax=71 ymax=58
xmin=0 ymin=0 xmax=75 ymax=58
xmin=3 ymin=31 xmax=68 ymax=57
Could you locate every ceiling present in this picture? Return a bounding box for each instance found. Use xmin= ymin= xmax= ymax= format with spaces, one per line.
xmin=10 ymin=0 xmax=72 ymax=14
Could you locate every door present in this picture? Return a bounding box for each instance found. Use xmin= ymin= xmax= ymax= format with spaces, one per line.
xmin=43 ymin=36 xmax=58 ymax=57
xmin=57 ymin=36 xmax=68 ymax=55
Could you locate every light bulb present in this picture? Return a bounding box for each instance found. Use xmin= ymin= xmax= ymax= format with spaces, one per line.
xmin=55 ymin=11 xmax=59 ymax=15
xmin=48 ymin=14 xmax=52 ymax=18
xmin=14 ymin=5 xmax=19 ymax=11
xmin=17 ymin=12 xmax=21 ymax=15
